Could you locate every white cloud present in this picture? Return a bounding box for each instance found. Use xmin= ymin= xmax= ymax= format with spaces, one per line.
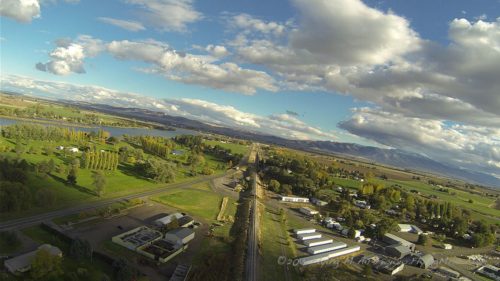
xmin=230 ymin=13 xmax=287 ymax=36
xmin=339 ymin=108 xmax=500 ymax=178
xmin=37 ymin=37 xmax=276 ymax=94
xmin=98 ymin=17 xmax=145 ymax=32
xmin=0 ymin=0 xmax=40 ymax=23
xmin=290 ymin=0 xmax=420 ymax=65
xmin=36 ymin=35 xmax=103 ymax=75
xmin=205 ymin=45 xmax=229 ymax=58
xmin=0 ymin=74 xmax=333 ymax=140
xmin=125 ymin=0 xmax=202 ymax=32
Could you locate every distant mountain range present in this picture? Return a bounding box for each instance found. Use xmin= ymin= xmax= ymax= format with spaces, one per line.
xmin=57 ymin=100 xmax=500 ymax=188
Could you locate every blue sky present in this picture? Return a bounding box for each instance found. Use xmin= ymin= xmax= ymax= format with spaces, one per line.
xmin=1 ymin=0 xmax=499 ymax=179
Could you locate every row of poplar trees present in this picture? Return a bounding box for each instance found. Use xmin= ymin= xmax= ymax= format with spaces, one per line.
xmin=81 ymin=150 xmax=119 ymax=171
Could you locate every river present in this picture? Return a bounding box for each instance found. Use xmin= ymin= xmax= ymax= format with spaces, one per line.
xmin=0 ymin=117 xmax=200 ymax=138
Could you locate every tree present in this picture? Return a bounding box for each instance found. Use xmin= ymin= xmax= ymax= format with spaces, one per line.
xmin=67 ymin=165 xmax=78 ymax=186
xmin=112 ymin=258 xmax=135 ymax=281
xmin=268 ymin=179 xmax=281 ymax=192
xmin=30 ymin=248 xmax=63 ymax=279
xmin=92 ymin=171 xmax=107 ymax=197
xmin=417 ymin=234 xmax=431 ymax=246
xmin=70 ymin=238 xmax=93 ymax=261
xmin=15 ymin=142 xmax=25 ymax=157
xmin=43 ymin=145 xmax=55 ymax=156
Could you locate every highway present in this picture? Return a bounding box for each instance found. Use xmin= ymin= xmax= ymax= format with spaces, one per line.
xmin=0 ymin=171 xmax=235 ymax=231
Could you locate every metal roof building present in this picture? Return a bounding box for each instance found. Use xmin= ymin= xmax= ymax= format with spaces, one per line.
xmin=304 ymin=238 xmax=333 ymax=247
xmin=294 ymin=228 xmax=316 ymax=235
xmin=165 ymin=228 xmax=195 ymax=245
xmin=297 ymin=233 xmax=322 ymax=240
xmin=385 ymin=245 xmax=411 ymax=259
xmin=307 ymin=241 xmax=347 ymax=254
xmin=416 ymin=254 xmax=435 ymax=269
xmin=4 ymin=244 xmax=62 ymax=274
xmin=383 ymin=233 xmax=415 ymax=251
xmin=298 ymin=245 xmax=361 ymax=266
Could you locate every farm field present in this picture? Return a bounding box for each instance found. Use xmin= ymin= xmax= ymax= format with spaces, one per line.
xmin=204 ymin=140 xmax=250 ymax=155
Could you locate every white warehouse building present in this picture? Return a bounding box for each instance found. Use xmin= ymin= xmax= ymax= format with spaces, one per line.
xmin=307 ymin=241 xmax=347 ymax=255
xmin=294 ymin=228 xmax=316 ymax=235
xmin=299 ymin=207 xmax=319 ymax=216
xmin=279 ymin=195 xmax=309 ymax=203
xmin=297 ymin=233 xmax=322 ymax=240
xmin=304 ymin=238 xmax=333 ymax=247
xmin=299 ymin=246 xmax=361 ymax=266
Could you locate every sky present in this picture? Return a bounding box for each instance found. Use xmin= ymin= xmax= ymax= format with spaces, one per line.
xmin=0 ymin=0 xmax=499 ymax=181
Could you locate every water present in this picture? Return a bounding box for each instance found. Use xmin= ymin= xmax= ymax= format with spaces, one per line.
xmin=0 ymin=117 xmax=200 ymax=138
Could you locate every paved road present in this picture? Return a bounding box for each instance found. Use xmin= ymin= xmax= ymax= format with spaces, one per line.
xmin=0 ymin=172 xmax=235 ymax=231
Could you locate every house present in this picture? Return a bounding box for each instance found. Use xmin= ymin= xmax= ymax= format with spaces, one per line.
xmin=56 ymin=146 xmax=64 ymax=150
xmin=294 ymin=228 xmax=316 ymax=235
xmin=441 ymin=243 xmax=453 ymax=250
xmin=415 ymin=254 xmax=435 ymax=269
xmin=307 ymin=242 xmax=347 ymax=254
xmin=298 ymin=246 xmax=361 ymax=266
xmin=376 ymin=262 xmax=405 ymax=275
xmin=385 ymin=245 xmax=411 ymax=260
xmin=4 ymin=244 xmax=62 ymax=274
xmin=165 ymin=228 xmax=195 ymax=245
xmin=155 ymin=213 xmax=184 ymax=227
xmin=279 ymin=195 xmax=309 ymax=203
xmin=311 ymin=198 xmax=328 ymax=206
xmin=341 ymin=229 xmax=362 ymax=238
xmin=299 ymin=207 xmax=319 ymax=216
xmin=398 ymin=224 xmax=423 ymax=235
xmin=383 ymin=233 xmax=415 ymax=251
xmin=477 ymin=264 xmax=500 ymax=281
xmin=68 ymin=147 xmax=79 ymax=153
xmin=354 ymin=200 xmax=371 ymax=209
xmin=297 ymin=233 xmax=322 ymax=240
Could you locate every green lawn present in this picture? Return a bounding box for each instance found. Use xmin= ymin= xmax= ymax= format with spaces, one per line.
xmin=152 ymin=188 xmax=223 ymax=221
xmin=204 ymin=140 xmax=250 ymax=155
xmin=0 ymin=231 xmax=22 ymax=254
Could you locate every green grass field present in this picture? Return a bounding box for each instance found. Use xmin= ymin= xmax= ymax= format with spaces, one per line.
xmin=204 ymin=140 xmax=250 ymax=155
xmin=152 ymin=188 xmax=223 ymax=221
xmin=260 ymin=208 xmax=300 ymax=281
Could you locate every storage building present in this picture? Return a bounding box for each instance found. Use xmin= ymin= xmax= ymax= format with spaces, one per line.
xmin=299 ymin=207 xmax=319 ymax=216
xmin=294 ymin=228 xmax=316 ymax=235
xmin=385 ymin=245 xmax=411 ymax=259
xmin=304 ymin=238 xmax=333 ymax=247
xmin=307 ymin=241 xmax=347 ymax=254
xmin=297 ymin=233 xmax=322 ymax=240
xmin=165 ymin=228 xmax=195 ymax=245
xmin=279 ymin=196 xmax=309 ymax=203
xmin=383 ymin=233 xmax=415 ymax=251
xmin=298 ymin=245 xmax=361 ymax=266
xmin=436 ymin=267 xmax=460 ymax=278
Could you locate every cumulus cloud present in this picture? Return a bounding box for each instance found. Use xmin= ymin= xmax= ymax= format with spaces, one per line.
xmin=0 ymin=0 xmax=40 ymax=22
xmin=36 ymin=36 xmax=276 ymax=94
xmin=230 ymin=13 xmax=287 ymax=36
xmin=290 ymin=0 xmax=420 ymax=65
xmin=0 ymin=74 xmax=333 ymax=140
xmin=98 ymin=17 xmax=145 ymax=32
xmin=205 ymin=45 xmax=229 ymax=58
xmin=36 ymin=35 xmax=104 ymax=75
xmin=339 ymin=108 xmax=500 ymax=178
xmin=126 ymin=0 xmax=202 ymax=32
